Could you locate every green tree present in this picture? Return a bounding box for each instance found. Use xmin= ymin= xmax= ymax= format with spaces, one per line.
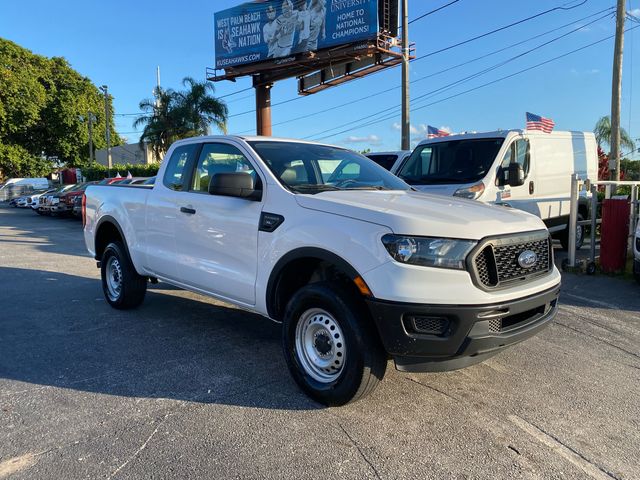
xmin=593 ymin=116 xmax=636 ymax=153
xmin=134 ymin=87 xmax=182 ymax=159
xmin=176 ymin=77 xmax=228 ymax=136
xmin=0 ymin=37 xmax=122 ymax=178
xmin=134 ymin=78 xmax=228 ymax=158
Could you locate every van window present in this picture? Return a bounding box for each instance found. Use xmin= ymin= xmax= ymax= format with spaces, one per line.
xmin=163 ymin=144 xmax=198 ymax=191
xmin=191 ymin=143 xmax=257 ymax=193
xmin=398 ymin=139 xmax=504 ymax=185
xmin=366 ymin=154 xmax=398 ymax=171
xmin=500 ymin=139 xmax=530 ymax=177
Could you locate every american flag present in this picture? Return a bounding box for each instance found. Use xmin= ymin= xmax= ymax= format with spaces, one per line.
xmin=525 ymin=112 xmax=555 ymax=133
xmin=427 ymin=125 xmax=450 ymax=139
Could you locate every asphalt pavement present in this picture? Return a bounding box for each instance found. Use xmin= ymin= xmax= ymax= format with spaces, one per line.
xmin=0 ymin=205 xmax=638 ymax=479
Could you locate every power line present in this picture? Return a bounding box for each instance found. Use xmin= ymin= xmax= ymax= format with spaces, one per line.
xmin=408 ymin=0 xmax=461 ymax=24
xmin=233 ymin=7 xmax=613 ymax=133
xmin=308 ymin=25 xmax=639 ymax=141
xmin=413 ymin=0 xmax=589 ymax=61
xmin=304 ymin=11 xmax=613 ymax=140
xmin=231 ymin=4 xmax=609 ymax=126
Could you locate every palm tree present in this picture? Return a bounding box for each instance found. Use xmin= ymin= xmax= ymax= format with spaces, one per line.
xmin=593 ymin=116 xmax=636 ymax=153
xmin=176 ymin=77 xmax=228 ymax=136
xmin=133 ymin=78 xmax=228 ymax=158
xmin=134 ymin=87 xmax=181 ymax=158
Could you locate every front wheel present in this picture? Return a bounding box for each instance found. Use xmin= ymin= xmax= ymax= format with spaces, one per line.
xmin=101 ymin=241 xmax=147 ymax=309
xmin=282 ymin=283 xmax=386 ymax=406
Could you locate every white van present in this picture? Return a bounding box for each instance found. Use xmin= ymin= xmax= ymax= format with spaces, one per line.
xmin=393 ymin=130 xmax=598 ymax=249
xmin=0 ymin=178 xmax=50 ymax=201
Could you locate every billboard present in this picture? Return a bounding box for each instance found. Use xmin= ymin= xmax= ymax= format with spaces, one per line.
xmin=215 ymin=0 xmax=379 ymax=69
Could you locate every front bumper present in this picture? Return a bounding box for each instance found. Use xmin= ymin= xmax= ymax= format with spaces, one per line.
xmin=366 ymin=284 xmax=560 ymax=372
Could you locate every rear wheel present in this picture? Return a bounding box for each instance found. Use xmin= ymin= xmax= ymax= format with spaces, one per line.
xmin=101 ymin=241 xmax=147 ymax=309
xmin=282 ymin=282 xmax=386 ymax=406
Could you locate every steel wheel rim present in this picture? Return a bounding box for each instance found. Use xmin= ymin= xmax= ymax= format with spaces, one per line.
xmin=294 ymin=308 xmax=346 ymax=383
xmin=105 ymin=256 xmax=123 ymax=301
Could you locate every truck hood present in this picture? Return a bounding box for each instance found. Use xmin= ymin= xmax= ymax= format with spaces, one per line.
xmin=295 ymin=190 xmax=545 ymax=240
xmin=410 ymin=184 xmax=463 ymax=196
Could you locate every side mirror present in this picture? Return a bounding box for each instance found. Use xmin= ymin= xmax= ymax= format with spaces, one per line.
xmin=208 ymin=172 xmax=262 ymax=201
xmin=506 ymin=163 xmax=525 ymax=187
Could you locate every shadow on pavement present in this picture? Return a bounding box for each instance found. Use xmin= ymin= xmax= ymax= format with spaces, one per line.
xmin=0 ymin=266 xmax=318 ymax=411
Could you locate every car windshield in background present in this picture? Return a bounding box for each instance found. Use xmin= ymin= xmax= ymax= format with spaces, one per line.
xmin=248 ymin=141 xmax=410 ymax=194
xmin=398 ymin=138 xmax=505 ymax=185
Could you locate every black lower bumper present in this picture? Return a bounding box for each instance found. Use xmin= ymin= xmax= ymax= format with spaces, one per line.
xmin=366 ymin=285 xmax=560 ymax=372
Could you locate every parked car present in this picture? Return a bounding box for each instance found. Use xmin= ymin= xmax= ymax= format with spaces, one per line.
xmin=37 ymin=184 xmax=77 ymax=215
xmin=72 ymin=194 xmax=83 ymax=218
xmin=98 ymin=177 xmax=126 ymax=185
xmin=393 ymin=130 xmax=598 ymax=250
xmin=110 ymin=177 xmax=149 ymax=185
xmin=365 ymin=151 xmax=411 ymax=171
xmin=58 ymin=182 xmax=98 ymax=216
xmin=634 ymin=222 xmax=640 ymax=284
xmin=84 ymin=136 xmax=560 ymax=406
xmin=28 ymin=188 xmax=57 ymax=212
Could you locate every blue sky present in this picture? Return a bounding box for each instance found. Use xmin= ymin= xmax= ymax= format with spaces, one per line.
xmin=1 ymin=0 xmax=639 ymax=157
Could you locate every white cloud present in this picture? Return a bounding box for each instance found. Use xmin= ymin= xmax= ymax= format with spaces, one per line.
xmin=342 ymin=134 xmax=382 ymax=145
xmin=392 ymin=122 xmax=452 ymax=147
xmin=630 ymin=8 xmax=640 ymax=17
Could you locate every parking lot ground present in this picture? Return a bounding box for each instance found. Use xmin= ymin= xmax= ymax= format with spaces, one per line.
xmin=0 ymin=205 xmax=638 ymax=480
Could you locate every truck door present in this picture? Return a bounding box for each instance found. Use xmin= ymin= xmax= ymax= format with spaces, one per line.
xmin=174 ymin=142 xmax=262 ymax=305
xmin=144 ymin=143 xmax=199 ymax=281
xmin=498 ymin=137 xmax=539 ymax=216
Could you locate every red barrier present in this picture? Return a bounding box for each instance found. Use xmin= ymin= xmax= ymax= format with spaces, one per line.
xmin=600 ymin=199 xmax=630 ymax=273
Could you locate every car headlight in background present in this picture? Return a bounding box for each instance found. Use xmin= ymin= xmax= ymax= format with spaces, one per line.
xmin=453 ymin=182 xmax=485 ymax=200
xmin=381 ymin=235 xmax=477 ymax=270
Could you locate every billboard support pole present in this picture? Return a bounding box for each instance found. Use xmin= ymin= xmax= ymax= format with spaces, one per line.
xmin=401 ymin=0 xmax=410 ymax=151
xmin=254 ymin=78 xmax=273 ymax=136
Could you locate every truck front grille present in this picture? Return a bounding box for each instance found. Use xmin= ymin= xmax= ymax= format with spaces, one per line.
xmin=469 ymin=231 xmax=552 ymax=290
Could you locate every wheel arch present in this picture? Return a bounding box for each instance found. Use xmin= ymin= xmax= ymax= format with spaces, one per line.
xmin=94 ymin=216 xmax=131 ymax=263
xmin=265 ymin=247 xmax=368 ymax=321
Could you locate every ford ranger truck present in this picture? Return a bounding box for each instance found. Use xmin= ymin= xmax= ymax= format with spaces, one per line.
xmin=83 ymin=136 xmax=561 ymax=406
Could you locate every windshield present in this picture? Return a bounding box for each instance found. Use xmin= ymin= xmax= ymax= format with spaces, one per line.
xmin=248 ymin=141 xmax=410 ymax=194
xmin=398 ymin=138 xmax=505 ymax=185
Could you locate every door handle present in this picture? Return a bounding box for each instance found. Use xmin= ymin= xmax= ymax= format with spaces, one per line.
xmin=529 ymin=181 xmax=535 ymax=195
xmin=180 ymin=206 xmax=196 ymax=215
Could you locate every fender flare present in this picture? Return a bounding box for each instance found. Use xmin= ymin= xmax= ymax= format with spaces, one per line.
xmin=265 ymin=247 xmax=363 ymax=319
xmin=94 ymin=215 xmax=132 ymax=261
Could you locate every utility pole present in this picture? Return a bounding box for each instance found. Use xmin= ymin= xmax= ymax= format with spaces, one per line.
xmin=88 ymin=112 xmax=96 ymax=165
xmin=100 ymin=85 xmax=112 ymax=178
xmin=401 ymin=0 xmax=410 ymax=151
xmin=609 ymin=0 xmax=625 ymax=181
xmin=155 ymin=66 xmax=161 ymax=108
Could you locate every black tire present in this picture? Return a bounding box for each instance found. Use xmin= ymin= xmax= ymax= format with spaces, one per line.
xmin=282 ymin=282 xmax=387 ymax=406
xmin=559 ymin=213 xmax=584 ymax=251
xmin=586 ymin=262 xmax=597 ymax=275
xmin=100 ymin=241 xmax=147 ymax=309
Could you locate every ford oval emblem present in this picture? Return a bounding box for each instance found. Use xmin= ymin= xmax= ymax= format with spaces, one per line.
xmin=518 ymin=250 xmax=538 ymax=269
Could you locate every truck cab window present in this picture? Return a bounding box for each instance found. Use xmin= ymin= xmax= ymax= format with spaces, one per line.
xmin=192 ymin=143 xmax=257 ymax=193
xmin=163 ymin=144 xmax=198 ymax=191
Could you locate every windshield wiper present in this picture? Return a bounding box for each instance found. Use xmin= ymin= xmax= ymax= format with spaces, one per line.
xmin=289 ymin=184 xmax=341 ymax=194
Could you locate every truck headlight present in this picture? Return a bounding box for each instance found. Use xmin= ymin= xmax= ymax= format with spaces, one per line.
xmin=381 ymin=235 xmax=477 ymax=270
xmin=454 ymin=182 xmax=485 ymax=200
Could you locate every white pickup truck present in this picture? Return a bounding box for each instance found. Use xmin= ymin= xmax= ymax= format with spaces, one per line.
xmin=84 ymin=136 xmax=561 ymax=405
